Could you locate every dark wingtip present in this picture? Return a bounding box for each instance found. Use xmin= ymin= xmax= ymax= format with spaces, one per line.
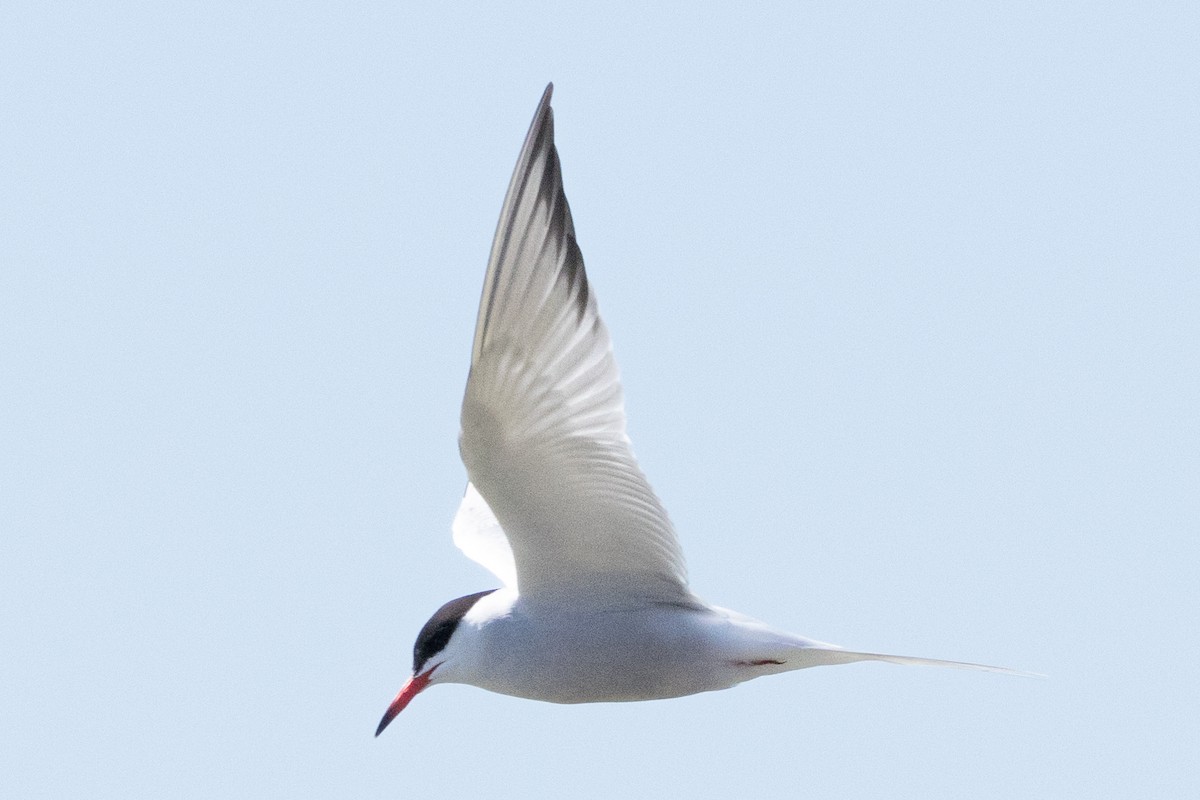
xmin=537 ymin=83 xmax=554 ymax=122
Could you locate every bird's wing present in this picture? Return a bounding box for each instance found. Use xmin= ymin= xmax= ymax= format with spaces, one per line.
xmin=451 ymin=482 xmax=518 ymax=588
xmin=456 ymin=84 xmax=691 ymax=608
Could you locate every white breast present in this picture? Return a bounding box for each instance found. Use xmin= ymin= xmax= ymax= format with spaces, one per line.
xmin=437 ymin=590 xmax=822 ymax=704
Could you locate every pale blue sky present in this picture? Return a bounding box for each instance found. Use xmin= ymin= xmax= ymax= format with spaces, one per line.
xmin=3 ymin=2 xmax=1197 ymax=797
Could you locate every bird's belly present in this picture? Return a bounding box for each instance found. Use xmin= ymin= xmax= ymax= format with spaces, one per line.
xmin=466 ymin=606 xmax=742 ymax=704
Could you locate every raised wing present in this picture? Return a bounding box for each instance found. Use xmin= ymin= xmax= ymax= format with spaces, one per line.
xmin=457 ymin=84 xmax=691 ymax=608
xmin=451 ymin=482 xmax=518 ymax=588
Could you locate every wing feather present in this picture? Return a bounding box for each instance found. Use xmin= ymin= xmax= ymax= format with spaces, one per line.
xmin=457 ymin=84 xmax=691 ymax=608
xmin=451 ymin=483 xmax=518 ymax=588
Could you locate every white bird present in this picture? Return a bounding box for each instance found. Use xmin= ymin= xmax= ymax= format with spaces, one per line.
xmin=377 ymin=84 xmax=1022 ymax=736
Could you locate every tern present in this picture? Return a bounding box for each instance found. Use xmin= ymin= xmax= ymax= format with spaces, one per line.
xmin=377 ymin=84 xmax=1020 ymax=736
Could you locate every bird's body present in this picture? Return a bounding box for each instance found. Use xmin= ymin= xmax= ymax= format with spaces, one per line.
xmin=424 ymin=588 xmax=839 ymax=705
xmin=376 ymin=84 xmax=1022 ymax=736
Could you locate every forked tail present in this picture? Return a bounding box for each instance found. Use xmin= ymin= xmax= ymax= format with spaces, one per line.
xmin=803 ymin=646 xmax=1042 ymax=677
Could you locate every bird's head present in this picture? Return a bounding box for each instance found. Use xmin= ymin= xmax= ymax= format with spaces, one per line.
xmin=375 ymin=589 xmax=497 ymax=736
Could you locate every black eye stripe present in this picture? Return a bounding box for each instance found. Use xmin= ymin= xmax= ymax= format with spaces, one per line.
xmin=412 ymin=589 xmax=497 ymax=673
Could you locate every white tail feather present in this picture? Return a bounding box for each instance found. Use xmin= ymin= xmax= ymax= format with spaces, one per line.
xmin=803 ymin=647 xmax=1043 ymax=678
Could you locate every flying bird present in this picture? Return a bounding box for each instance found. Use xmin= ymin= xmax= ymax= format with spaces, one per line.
xmin=377 ymin=84 xmax=1021 ymax=736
